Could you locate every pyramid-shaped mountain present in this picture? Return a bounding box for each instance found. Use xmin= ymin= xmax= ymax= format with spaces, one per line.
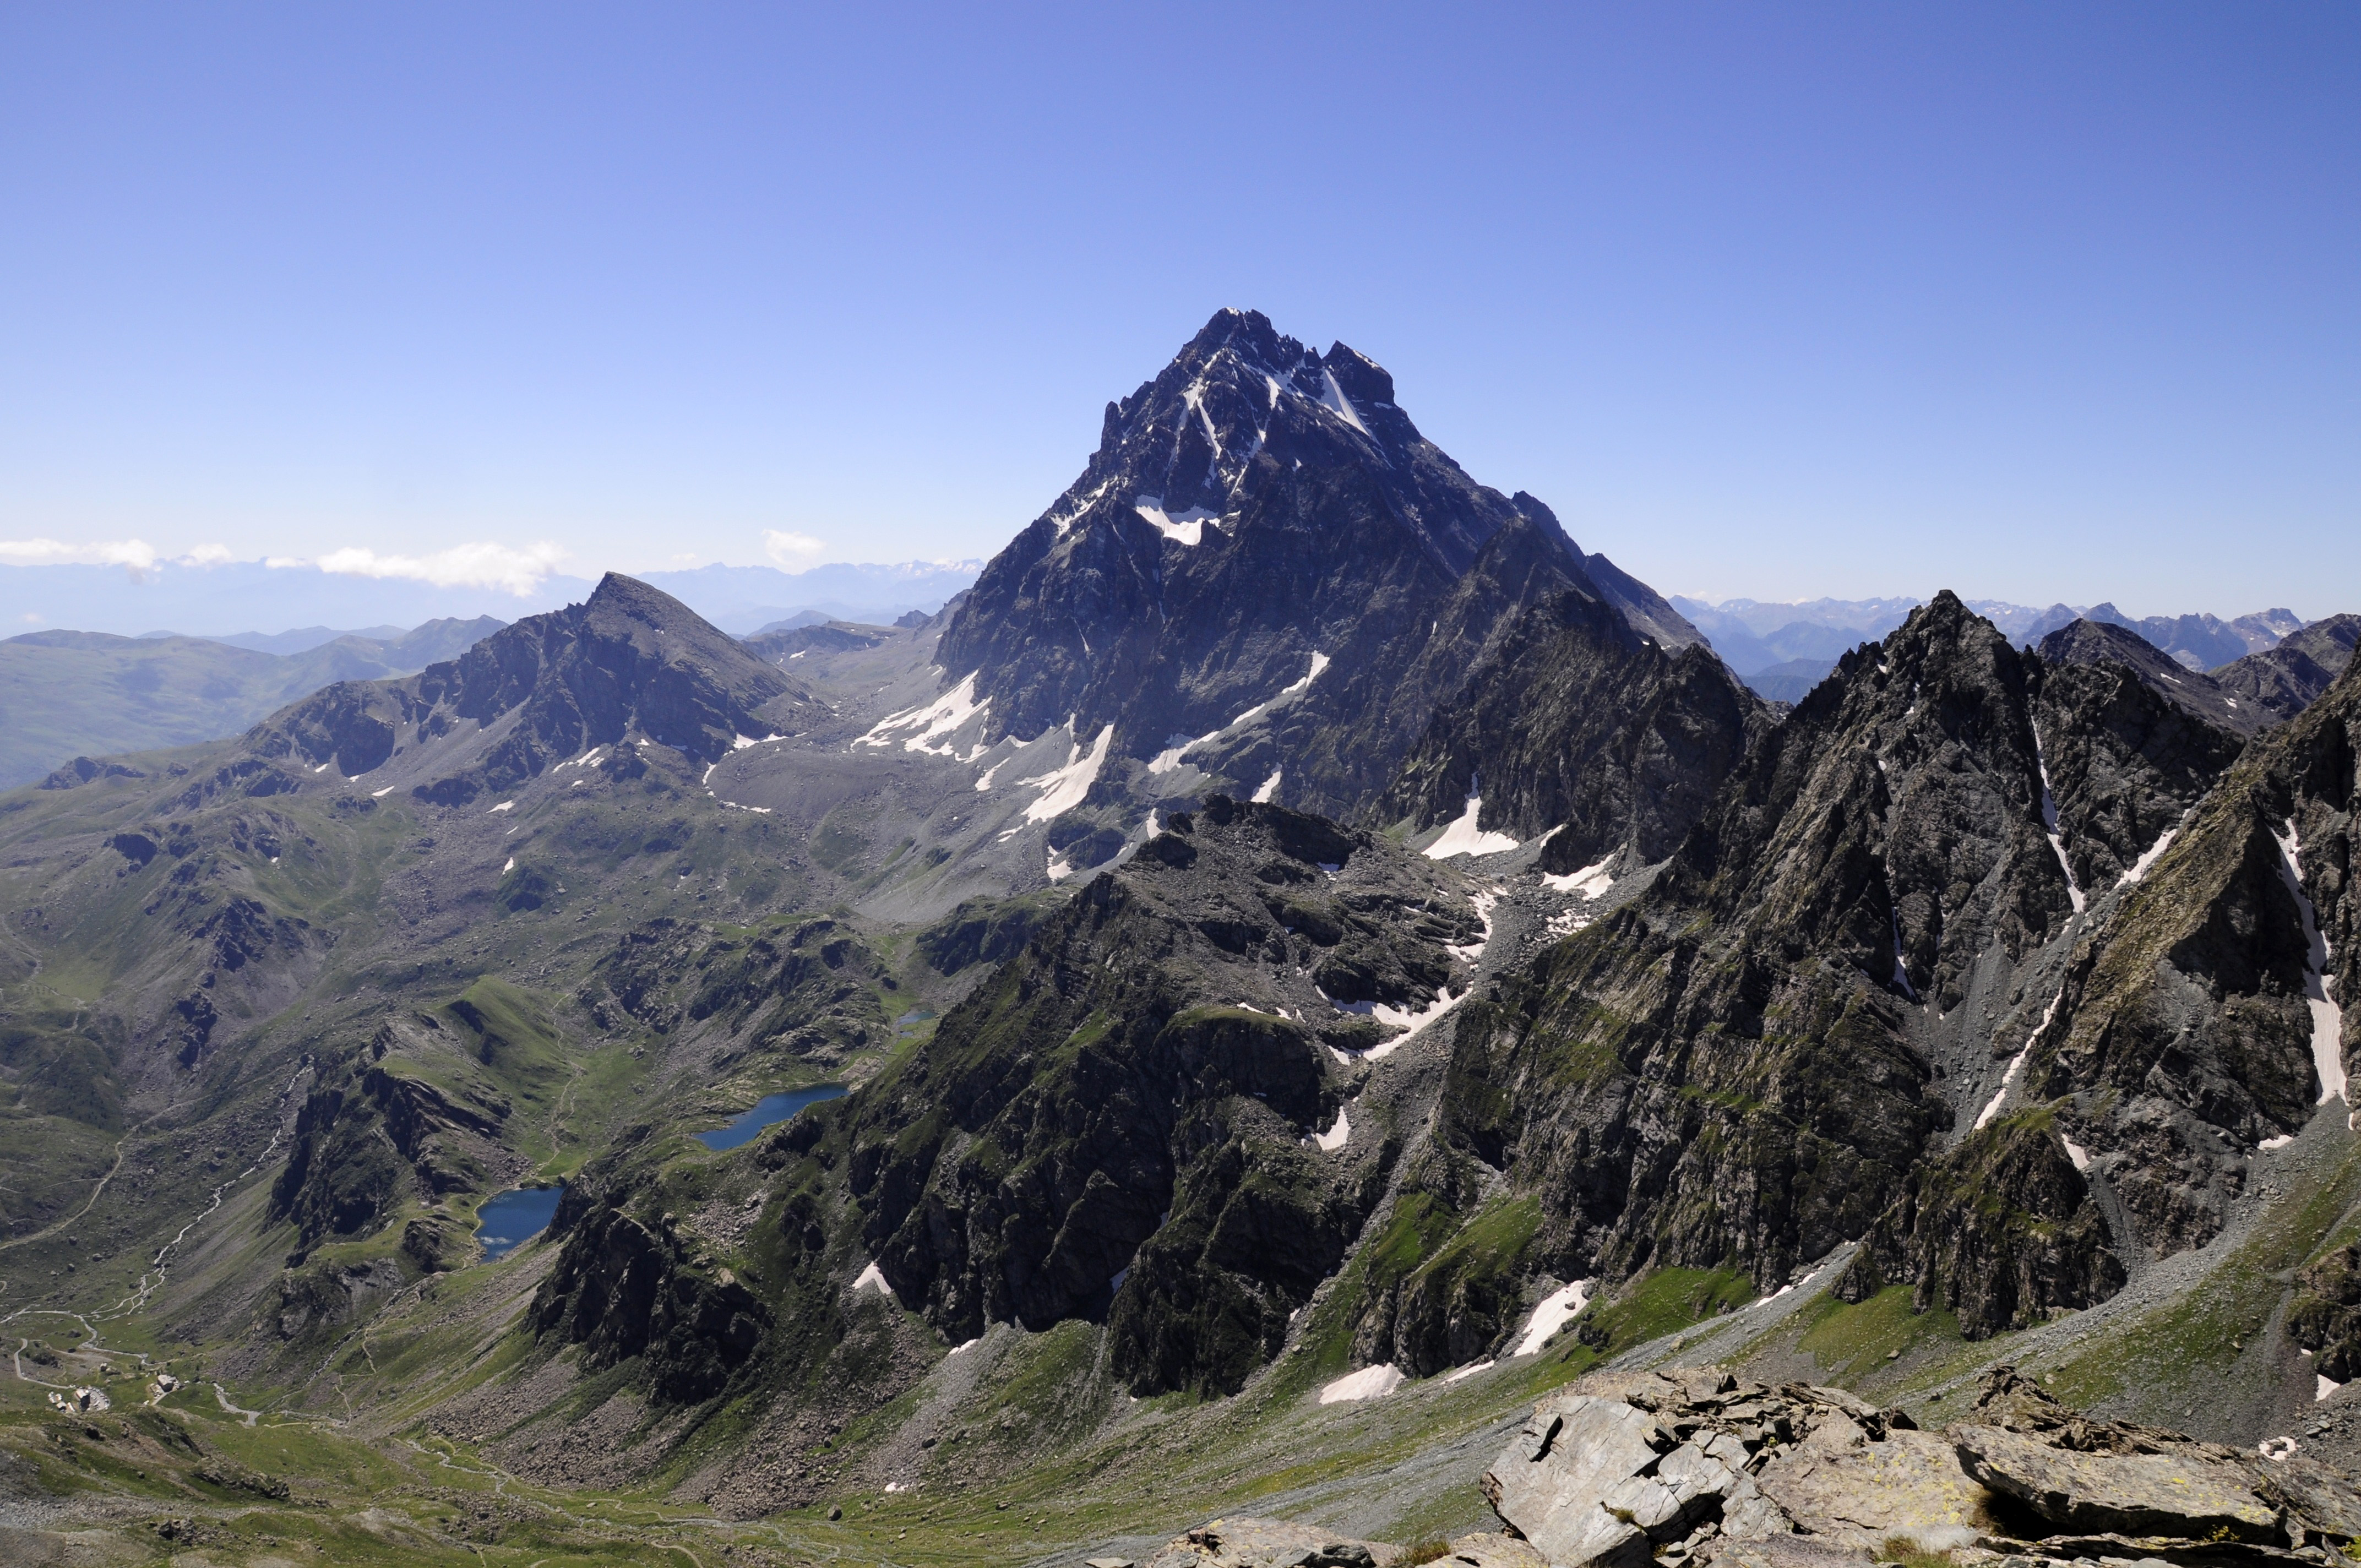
xmin=246 ymin=572 xmax=822 ymax=805
xmin=933 ymin=308 xmax=1700 ymax=818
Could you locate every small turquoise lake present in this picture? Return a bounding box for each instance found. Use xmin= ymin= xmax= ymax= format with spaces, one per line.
xmin=695 ymin=1084 xmax=848 ymax=1151
xmin=475 ymin=1185 xmax=564 ymax=1260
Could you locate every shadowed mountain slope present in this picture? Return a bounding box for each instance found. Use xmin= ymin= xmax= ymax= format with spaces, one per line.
xmin=929 ymin=308 xmax=1698 ymax=820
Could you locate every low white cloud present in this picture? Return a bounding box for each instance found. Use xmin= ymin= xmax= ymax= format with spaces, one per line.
xmin=269 ymin=541 xmax=569 ymax=596
xmin=763 ymin=530 xmax=827 ymax=567
xmin=0 ymin=537 xmax=161 ymax=573
xmin=176 ymin=543 xmax=235 ymax=567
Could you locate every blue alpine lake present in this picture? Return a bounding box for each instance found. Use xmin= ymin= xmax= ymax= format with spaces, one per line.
xmin=694 ymin=1083 xmax=848 ymax=1151
xmin=475 ymin=1184 xmax=565 ymax=1261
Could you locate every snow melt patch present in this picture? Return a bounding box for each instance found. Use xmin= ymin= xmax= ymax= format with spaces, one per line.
xmin=487 ymin=801 xmax=514 ymax=814
xmin=946 ymin=1337 xmax=981 ymax=1358
xmin=2272 ymin=820 xmax=2347 ymax=1106
xmin=1544 ymin=857 xmax=1614 ymax=899
xmin=1314 ymin=1107 xmax=1350 ymax=1152
xmin=2261 ymin=1135 xmax=2295 ymax=1151
xmin=1318 ymin=369 xmax=1370 ymax=436
xmin=1977 ymin=983 xmax=2066 ymax=1130
xmin=855 ymin=672 xmax=989 ymax=755
xmin=372 ymin=786 xmax=394 ymax=798
xmin=501 ymin=857 xmax=515 ymax=874
xmin=1046 ymin=848 xmax=1076 ymax=883
xmin=1252 ymin=769 xmax=1282 ymax=803
xmin=1318 ymin=1364 xmax=1403 ymax=1405
xmin=1424 ymin=791 xmax=1518 ymax=859
xmin=1440 ymin=1360 xmax=1494 ymax=1385
xmin=2321 ymin=1375 xmax=2345 ymax=1402
xmin=2034 ymin=733 xmax=2087 ymax=914
xmin=852 ymin=1261 xmax=894 ymax=1298
xmin=1356 ymin=989 xmax=1461 ymax=1061
xmin=1134 ymin=497 xmax=1218 ymax=547
xmin=2117 ymin=826 xmax=2179 ymax=888
xmin=1514 ymin=1280 xmax=1594 ymax=1357
xmin=1449 ymin=890 xmax=1497 ymax=965
xmin=1020 ymin=724 xmax=1114 ymax=823
xmin=2061 ymin=1136 xmax=2091 ymax=1173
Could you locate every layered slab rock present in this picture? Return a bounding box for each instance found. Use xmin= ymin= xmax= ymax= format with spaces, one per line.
xmin=1142 ymin=1516 xmax=1400 ymax=1568
xmin=1951 ymin=1425 xmax=2280 ymax=1542
xmin=1755 ymin=1423 xmax=1993 ymax=1550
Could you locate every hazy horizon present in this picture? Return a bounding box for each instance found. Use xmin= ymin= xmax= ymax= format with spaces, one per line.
xmin=4 ymin=6 xmax=2354 ymax=616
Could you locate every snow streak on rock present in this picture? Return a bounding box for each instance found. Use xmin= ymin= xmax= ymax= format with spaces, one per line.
xmin=2273 ymin=820 xmax=2348 ymax=1106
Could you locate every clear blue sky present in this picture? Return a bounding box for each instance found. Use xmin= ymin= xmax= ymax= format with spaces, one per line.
xmin=2 ymin=3 xmax=2353 ymax=616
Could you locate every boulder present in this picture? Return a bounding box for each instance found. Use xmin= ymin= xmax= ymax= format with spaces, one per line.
xmin=2259 ymin=1454 xmax=2361 ymax=1544
xmin=1754 ymin=1426 xmax=1993 ymax=1550
xmin=1949 ymin=1424 xmax=2279 ymax=1541
xmin=1433 ymin=1533 xmax=1549 ymax=1568
xmin=1482 ymin=1393 xmax=1673 ymax=1568
xmin=1141 ymin=1517 xmax=1400 ymax=1568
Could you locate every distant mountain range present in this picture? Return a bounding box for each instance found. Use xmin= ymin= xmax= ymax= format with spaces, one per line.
xmin=1677 ymin=594 xmax=2310 ymax=701
xmin=0 ymin=618 xmax=505 ymax=788
xmin=0 ymin=557 xmax=981 ymax=640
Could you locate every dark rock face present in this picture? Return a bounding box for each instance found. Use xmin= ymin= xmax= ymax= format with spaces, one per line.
xmin=246 ymin=573 xmax=822 ymax=802
xmin=2288 ymin=1243 xmax=2361 ymax=1381
xmin=1837 ymin=1111 xmax=2124 ymax=1338
xmin=578 ymin=914 xmax=891 ymax=1061
xmin=755 ymin=798 xmax=1477 ymax=1397
xmin=932 ymin=308 xmax=1698 ymax=819
xmin=2030 ymin=654 xmax=2359 ymax=1255
xmin=2038 ymin=618 xmax=2262 ymax=739
xmin=2215 ymin=612 xmax=2361 ymax=724
xmin=529 ymin=1201 xmax=769 ymax=1403
xmin=41 ymin=756 xmax=146 ymax=789
xmin=271 ymin=1057 xmax=510 ymax=1245
xmin=1407 ymin=596 xmax=2160 ymax=1335
xmin=1380 ymin=586 xmax=1771 ymax=867
xmin=2034 ymin=643 xmax=2252 ymax=891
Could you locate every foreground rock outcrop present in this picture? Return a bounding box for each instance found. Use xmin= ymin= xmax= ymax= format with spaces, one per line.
xmin=1472 ymin=1366 xmax=2361 ymax=1567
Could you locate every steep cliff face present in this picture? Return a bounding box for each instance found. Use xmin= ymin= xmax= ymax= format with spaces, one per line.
xmin=1370 ymin=594 xmax=2269 ymax=1351
xmin=931 ymin=308 xmax=1696 ymax=819
xmin=2026 ymin=655 xmax=2358 ymax=1257
xmin=530 ymin=1200 xmax=770 ymax=1404
xmin=1379 ymin=585 xmax=1772 ymax=868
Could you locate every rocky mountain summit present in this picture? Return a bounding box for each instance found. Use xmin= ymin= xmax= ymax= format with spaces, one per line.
xmin=931 ymin=308 xmax=1699 ymax=821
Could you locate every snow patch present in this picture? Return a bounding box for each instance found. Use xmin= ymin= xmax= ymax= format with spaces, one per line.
xmin=2118 ymin=826 xmax=2179 ymax=887
xmin=1252 ymin=768 xmax=1282 ymax=804
xmin=2261 ymin=1135 xmax=2295 ymax=1151
xmin=1977 ymin=983 xmax=2066 ymax=1130
xmin=2034 ymin=733 xmax=2086 ymax=914
xmin=1514 ymin=1280 xmax=1594 ymax=1358
xmin=1046 ymin=847 xmax=1076 ymax=883
xmin=975 ymin=758 xmax=1008 ymax=791
xmin=855 ymin=672 xmax=990 ymax=755
xmin=2061 ymin=1136 xmax=2091 ymax=1172
xmin=2321 ymin=1375 xmax=2344 ymax=1403
xmin=2272 ymin=820 xmax=2347 ymax=1106
xmin=1449 ymin=890 xmax=1497 ymax=965
xmin=371 ymin=786 xmax=394 ymax=798
xmin=2260 ymin=1436 xmax=2300 ymax=1461
xmin=1440 ymin=1360 xmax=1494 ymax=1385
xmin=487 ymin=801 xmax=514 ymax=814
xmin=946 ymin=1337 xmax=981 ymax=1357
xmin=1020 ymin=725 xmax=1114 ymax=823
xmin=1318 ymin=1364 xmax=1403 ymax=1405
xmin=1134 ymin=497 xmax=1218 ymax=547
xmin=732 ymin=732 xmax=780 ymax=750
xmin=1424 ymin=790 xmax=1518 ymax=859
xmin=501 ymin=857 xmax=514 ymax=874
xmin=1314 ymin=1107 xmax=1350 ymax=1152
xmin=1318 ymin=369 xmax=1370 ymax=436
xmin=1543 ymin=857 xmax=1614 ymax=899
xmin=852 ymin=1261 xmax=893 ymax=1298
